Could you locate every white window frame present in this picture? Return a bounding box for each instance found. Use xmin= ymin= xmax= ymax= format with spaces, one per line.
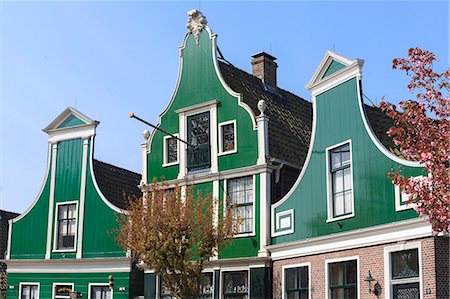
xmin=220 ymin=268 xmax=250 ymax=299
xmin=325 ymin=140 xmax=355 ymax=222
xmin=19 ymin=282 xmax=40 ymax=299
xmin=163 ymin=134 xmax=180 ymax=167
xmin=52 ymin=283 xmax=74 ymax=299
xmin=218 ymin=120 xmax=237 ymax=156
xmin=282 ymin=262 xmax=311 ymax=299
xmin=175 ymin=100 xmax=218 ymax=178
xmin=53 ymin=201 xmax=78 ymax=252
xmin=224 ymin=175 xmax=256 ymax=238
xmin=88 ymin=283 xmax=114 ymax=299
xmin=384 ymin=242 xmax=423 ymax=299
xmin=273 ymin=209 xmax=295 ymax=237
xmin=325 ymin=256 xmax=360 ymax=299
xmin=395 ymin=176 xmax=423 ymax=212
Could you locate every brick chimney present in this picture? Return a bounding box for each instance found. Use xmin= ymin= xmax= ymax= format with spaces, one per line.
xmin=251 ymin=52 xmax=278 ymax=86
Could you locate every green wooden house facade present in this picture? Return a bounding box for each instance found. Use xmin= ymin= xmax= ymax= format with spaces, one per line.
xmin=5 ymin=108 xmax=144 ymax=299
xmin=140 ymin=10 xmax=448 ymax=299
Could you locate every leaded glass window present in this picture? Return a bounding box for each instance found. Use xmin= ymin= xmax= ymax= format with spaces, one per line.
xmin=21 ymin=284 xmax=38 ymax=299
xmin=329 ymin=143 xmax=352 ymax=217
xmin=166 ymin=136 xmax=178 ymax=164
xmin=390 ymin=249 xmax=420 ymax=299
xmin=221 ymin=122 xmax=235 ymax=152
xmin=328 ymin=260 xmax=357 ymax=299
xmin=227 ymin=176 xmax=253 ymax=234
xmin=223 ymin=271 xmax=248 ymax=299
xmin=187 ymin=112 xmax=210 ymax=171
xmin=56 ymin=204 xmax=76 ymax=250
xmin=285 ymin=266 xmax=309 ymax=299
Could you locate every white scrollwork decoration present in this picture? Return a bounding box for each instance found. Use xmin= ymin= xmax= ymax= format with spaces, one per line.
xmin=186 ymin=9 xmax=207 ymax=44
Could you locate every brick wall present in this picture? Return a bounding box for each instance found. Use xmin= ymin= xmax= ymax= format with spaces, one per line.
xmin=273 ymin=237 xmax=444 ymax=299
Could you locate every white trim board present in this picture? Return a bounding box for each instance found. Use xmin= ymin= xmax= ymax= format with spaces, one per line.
xmin=6 ymin=257 xmax=131 ymax=274
xmin=268 ymin=218 xmax=431 ymax=260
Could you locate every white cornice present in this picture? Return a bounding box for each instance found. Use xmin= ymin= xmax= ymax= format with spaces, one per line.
xmin=4 ymin=257 xmax=131 ymax=273
xmin=268 ymin=218 xmax=431 ymax=260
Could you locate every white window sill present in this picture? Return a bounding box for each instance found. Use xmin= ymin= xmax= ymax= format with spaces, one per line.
xmin=326 ymin=213 xmax=354 ymax=223
xmin=162 ymin=161 xmax=179 ymax=167
xmin=218 ymin=149 xmax=237 ymax=156
xmin=52 ymin=248 xmax=76 ymax=253
xmin=233 ymin=232 xmax=255 ymax=239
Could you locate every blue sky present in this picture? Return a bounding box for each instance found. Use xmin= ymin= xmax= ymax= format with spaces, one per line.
xmin=1 ymin=1 xmax=448 ymax=213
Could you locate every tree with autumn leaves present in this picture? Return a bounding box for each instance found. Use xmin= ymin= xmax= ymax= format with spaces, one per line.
xmin=379 ymin=47 xmax=449 ymax=234
xmin=116 ymin=181 xmax=237 ymax=299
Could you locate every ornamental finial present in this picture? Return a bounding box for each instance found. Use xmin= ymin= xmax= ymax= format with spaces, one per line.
xmin=257 ymin=100 xmax=267 ymax=116
xmin=186 ymin=9 xmax=207 ymax=44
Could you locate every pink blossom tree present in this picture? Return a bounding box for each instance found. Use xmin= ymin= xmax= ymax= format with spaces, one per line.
xmin=379 ymin=47 xmax=449 ymax=234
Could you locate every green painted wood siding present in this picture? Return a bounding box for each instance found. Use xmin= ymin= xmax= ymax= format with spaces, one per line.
xmin=7 ymin=271 xmax=131 ymax=299
xmin=146 ymin=30 xmax=258 ymax=182
xmin=273 ymin=78 xmax=424 ymax=244
xmin=322 ymin=60 xmax=346 ymax=78
xmin=82 ymin=145 xmax=126 ymax=258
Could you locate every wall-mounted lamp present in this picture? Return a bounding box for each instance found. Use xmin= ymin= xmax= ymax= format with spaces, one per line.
xmin=364 ymin=271 xmax=382 ymax=296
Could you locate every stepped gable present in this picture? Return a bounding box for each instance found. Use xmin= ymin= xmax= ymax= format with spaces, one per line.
xmin=93 ymin=159 xmax=141 ymax=209
xmin=219 ymin=60 xmax=313 ymax=168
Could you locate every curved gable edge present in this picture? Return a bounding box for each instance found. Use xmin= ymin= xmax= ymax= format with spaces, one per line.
xmin=11 ymin=143 xmax=52 ymax=224
xmin=87 ymin=136 xmax=127 ymax=214
xmin=271 ymin=57 xmax=421 ymax=237
xmin=146 ymin=26 xmax=256 ymax=155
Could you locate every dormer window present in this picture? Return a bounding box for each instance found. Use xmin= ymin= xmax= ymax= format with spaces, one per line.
xmin=187 ymin=112 xmax=211 ymax=172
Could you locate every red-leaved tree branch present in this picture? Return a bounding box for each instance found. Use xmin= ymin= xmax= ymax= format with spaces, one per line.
xmin=379 ymin=47 xmax=450 ymax=234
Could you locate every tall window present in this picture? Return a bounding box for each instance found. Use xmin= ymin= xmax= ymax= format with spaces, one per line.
xmin=199 ymin=273 xmax=213 ymax=299
xmin=227 ymin=176 xmax=253 ymax=234
xmin=223 ymin=271 xmax=248 ymax=299
xmin=390 ymin=249 xmax=420 ymax=299
xmin=328 ymin=260 xmax=357 ymax=299
xmin=187 ymin=112 xmax=210 ymax=172
xmin=20 ymin=284 xmax=39 ymax=299
xmin=328 ymin=143 xmax=352 ymax=218
xmin=285 ymin=266 xmax=309 ymax=299
xmin=164 ymin=135 xmax=179 ymax=166
xmin=90 ymin=285 xmax=112 ymax=299
xmin=56 ymin=204 xmax=76 ymax=250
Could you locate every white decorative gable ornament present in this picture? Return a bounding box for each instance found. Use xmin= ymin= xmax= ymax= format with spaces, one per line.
xmin=186 ymin=9 xmax=207 ymax=44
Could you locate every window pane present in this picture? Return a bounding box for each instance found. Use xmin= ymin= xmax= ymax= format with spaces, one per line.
xmin=333 ymin=193 xmax=344 ymax=216
xmin=333 ymin=170 xmax=344 ymax=193
xmin=222 ymin=123 xmax=235 ymax=152
xmin=91 ymin=286 xmax=111 ymax=299
xmin=391 ymin=249 xmax=419 ymax=279
xmin=331 ymin=151 xmax=341 ymax=169
xmin=347 ymin=287 xmax=357 ymax=299
xmin=330 ymin=263 xmax=344 ymax=286
xmin=299 ymin=267 xmax=308 ymax=288
xmin=331 ymin=288 xmax=344 ymax=299
xmin=392 ymin=282 xmax=420 ymax=299
xmin=341 ymin=144 xmax=350 ymax=164
xmin=343 ymin=168 xmax=352 ymax=190
xmin=346 ymin=261 xmax=356 ymax=284
xmin=285 ymin=268 xmax=297 ymax=290
xmin=167 ymin=137 xmax=178 ymax=163
xmin=223 ymin=271 xmax=248 ymax=295
xmin=344 ymin=191 xmax=352 ymax=214
xmin=68 ymin=205 xmax=76 ymax=218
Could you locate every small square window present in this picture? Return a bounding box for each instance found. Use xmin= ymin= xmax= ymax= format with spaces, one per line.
xmin=54 ymin=284 xmax=73 ymax=299
xmin=163 ymin=135 xmax=179 ymax=166
xmin=20 ymin=284 xmax=39 ymax=299
xmin=90 ymin=285 xmax=111 ymax=299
